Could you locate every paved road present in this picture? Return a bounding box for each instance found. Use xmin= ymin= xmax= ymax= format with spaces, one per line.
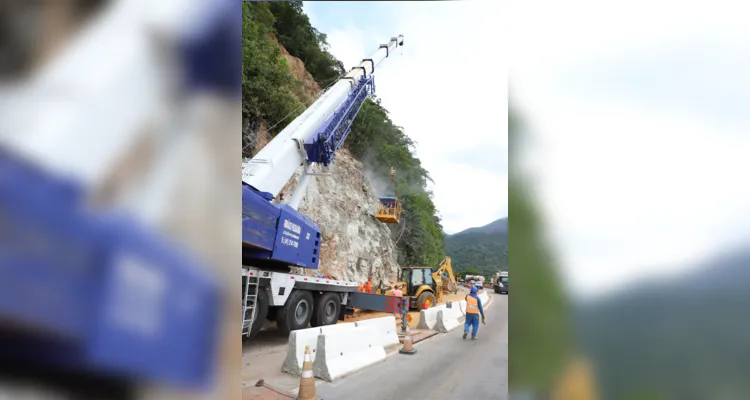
xmin=316 ymin=293 xmax=508 ymax=400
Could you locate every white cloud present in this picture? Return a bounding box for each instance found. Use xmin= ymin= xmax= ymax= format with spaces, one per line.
xmin=308 ymin=0 xmax=508 ymax=234
xmin=511 ymin=0 xmax=750 ymax=294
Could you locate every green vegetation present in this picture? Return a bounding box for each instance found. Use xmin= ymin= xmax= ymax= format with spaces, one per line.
xmin=266 ymin=2 xmax=344 ymax=87
xmin=347 ymin=98 xmax=444 ymax=267
xmin=242 ymin=1 xmax=444 ymax=268
xmin=508 ymin=107 xmax=571 ymax=391
xmin=444 ymin=218 xmax=508 ymax=276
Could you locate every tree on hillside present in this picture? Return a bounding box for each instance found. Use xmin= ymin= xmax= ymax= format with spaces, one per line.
xmin=396 ymin=192 xmax=444 ymax=267
xmin=242 ymin=2 xmax=303 ymax=156
xmin=266 ymin=1 xmax=344 ymax=86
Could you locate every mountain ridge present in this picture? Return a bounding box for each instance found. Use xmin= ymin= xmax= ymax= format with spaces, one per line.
xmin=444 ymin=218 xmax=508 ymax=276
xmin=447 ymin=217 xmax=508 ymax=237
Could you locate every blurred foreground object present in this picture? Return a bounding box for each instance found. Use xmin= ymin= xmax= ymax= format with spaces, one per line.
xmin=550 ymin=358 xmax=598 ymax=400
xmin=508 ymin=106 xmax=578 ymax=396
xmin=0 ymin=0 xmax=240 ymax=399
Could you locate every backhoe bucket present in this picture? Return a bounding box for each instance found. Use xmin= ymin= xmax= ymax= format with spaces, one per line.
xmin=376 ymin=196 xmax=401 ymax=224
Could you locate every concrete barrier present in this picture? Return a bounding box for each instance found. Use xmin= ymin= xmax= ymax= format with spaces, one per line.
xmin=355 ymin=316 xmax=400 ymax=348
xmin=435 ymin=302 xmax=463 ymax=333
xmin=281 ymin=322 xmax=357 ymax=376
xmin=321 ymin=322 xmax=358 ymax=336
xmin=479 ymin=291 xmax=490 ymax=304
xmin=313 ymin=325 xmax=386 ymax=381
xmin=416 ymin=304 xmax=446 ymax=330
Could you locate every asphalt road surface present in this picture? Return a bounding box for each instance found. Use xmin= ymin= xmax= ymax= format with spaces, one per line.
xmin=316 ymin=293 xmax=508 ymax=400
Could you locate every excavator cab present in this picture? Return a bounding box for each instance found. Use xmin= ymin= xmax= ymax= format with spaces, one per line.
xmin=376 ymin=196 xmax=401 ymax=224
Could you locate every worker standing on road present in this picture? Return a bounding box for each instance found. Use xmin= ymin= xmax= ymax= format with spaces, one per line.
xmin=391 ymin=284 xmax=404 ymax=321
xmin=463 ymin=286 xmax=485 ymax=340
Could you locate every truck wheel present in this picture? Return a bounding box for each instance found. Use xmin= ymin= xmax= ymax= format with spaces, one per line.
xmin=277 ymin=290 xmax=314 ymax=335
xmin=247 ymin=288 xmax=269 ymax=339
xmin=310 ymin=292 xmax=341 ymax=327
xmin=416 ymin=291 xmax=437 ymax=309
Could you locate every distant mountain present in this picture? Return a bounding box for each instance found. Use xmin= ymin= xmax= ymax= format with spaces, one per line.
xmin=449 ymin=218 xmax=508 ymax=237
xmin=575 ymin=246 xmax=750 ymax=399
xmin=444 ymin=218 xmax=508 ymax=276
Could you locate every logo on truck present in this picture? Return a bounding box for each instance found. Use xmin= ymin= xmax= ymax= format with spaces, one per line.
xmin=283 ymin=219 xmax=301 ymax=234
xmin=281 ymin=219 xmax=301 ymax=248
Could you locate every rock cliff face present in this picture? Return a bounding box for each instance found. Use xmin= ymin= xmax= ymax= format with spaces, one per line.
xmin=293 ymin=151 xmax=400 ymax=284
xmin=242 ymin=40 xmax=400 ymax=285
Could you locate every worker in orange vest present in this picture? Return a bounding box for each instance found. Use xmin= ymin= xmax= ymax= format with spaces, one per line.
xmin=391 ymin=284 xmax=404 ymax=321
xmin=364 ymin=276 xmax=373 ymax=294
xmin=463 ymin=286 xmax=485 ymax=340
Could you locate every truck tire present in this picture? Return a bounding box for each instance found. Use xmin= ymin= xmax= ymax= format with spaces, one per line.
xmin=310 ymin=292 xmax=341 ymax=327
xmin=277 ymin=289 xmax=314 ymax=335
xmin=247 ymin=287 xmax=269 ymax=339
xmin=416 ymin=291 xmax=437 ymax=309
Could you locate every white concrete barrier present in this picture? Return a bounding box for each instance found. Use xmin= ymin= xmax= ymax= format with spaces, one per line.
xmin=313 ymin=325 xmax=386 ymax=381
xmin=479 ymin=291 xmax=489 ymax=304
xmin=435 ymin=302 xmax=463 ymax=333
xmin=355 ymin=316 xmax=400 ymax=348
xmin=281 ymin=322 xmax=357 ymax=376
xmin=416 ymin=303 xmax=446 ymax=330
xmin=320 ymin=322 xmax=357 ymax=336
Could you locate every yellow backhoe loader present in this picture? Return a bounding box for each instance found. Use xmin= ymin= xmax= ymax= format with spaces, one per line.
xmin=378 ymin=256 xmax=458 ymax=310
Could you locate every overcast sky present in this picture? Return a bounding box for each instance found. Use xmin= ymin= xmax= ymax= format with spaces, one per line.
xmin=510 ymin=0 xmax=750 ymax=295
xmin=303 ymin=1 xmax=508 ymax=235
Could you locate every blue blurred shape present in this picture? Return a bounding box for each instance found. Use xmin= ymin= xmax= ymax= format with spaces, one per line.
xmin=0 ymin=139 xmax=220 ymax=390
xmin=181 ymin=0 xmax=241 ymax=97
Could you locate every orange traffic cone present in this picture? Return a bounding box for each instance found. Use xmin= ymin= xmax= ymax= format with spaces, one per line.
xmin=297 ymin=345 xmax=316 ymax=400
xmin=399 ymin=326 xmax=417 ymax=355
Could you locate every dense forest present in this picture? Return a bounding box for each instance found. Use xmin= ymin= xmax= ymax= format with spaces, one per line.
xmin=444 ymin=218 xmax=508 ymax=277
xmin=242 ymin=1 xmax=445 ymax=267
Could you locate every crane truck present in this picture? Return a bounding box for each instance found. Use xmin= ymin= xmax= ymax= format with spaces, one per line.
xmin=241 ymin=35 xmax=406 ymax=339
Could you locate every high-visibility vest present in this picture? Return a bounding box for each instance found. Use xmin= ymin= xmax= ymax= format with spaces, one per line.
xmin=466 ymin=295 xmax=479 ymax=314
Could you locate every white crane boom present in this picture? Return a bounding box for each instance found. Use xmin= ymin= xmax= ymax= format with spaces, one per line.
xmin=242 ymin=35 xmax=404 ymax=203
